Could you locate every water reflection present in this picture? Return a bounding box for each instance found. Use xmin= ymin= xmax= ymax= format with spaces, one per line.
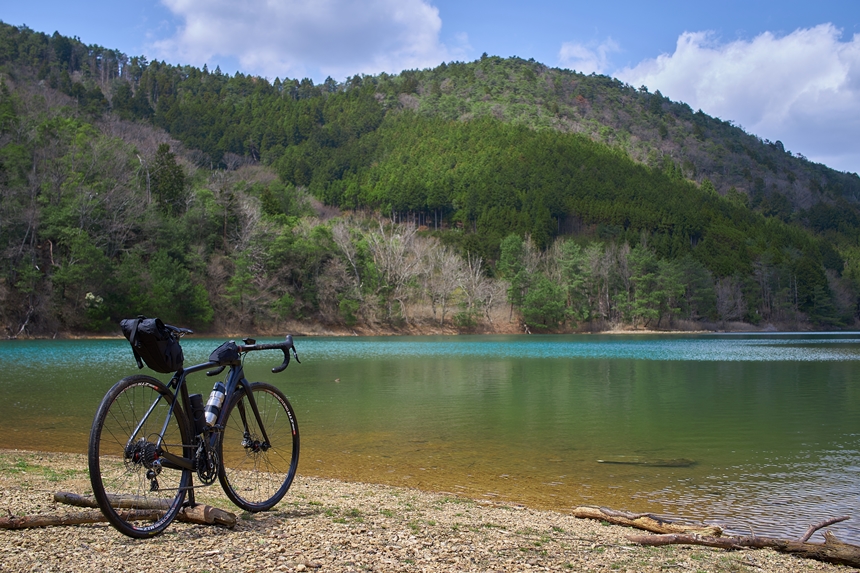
xmin=1 ymin=333 xmax=858 ymax=543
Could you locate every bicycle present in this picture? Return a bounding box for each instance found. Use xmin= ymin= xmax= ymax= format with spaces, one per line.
xmin=88 ymin=325 xmax=301 ymax=538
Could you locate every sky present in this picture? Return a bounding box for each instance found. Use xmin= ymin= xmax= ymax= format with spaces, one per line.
xmin=3 ymin=1 xmax=860 ymax=174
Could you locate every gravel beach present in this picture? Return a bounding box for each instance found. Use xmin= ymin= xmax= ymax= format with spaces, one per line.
xmin=0 ymin=450 xmax=852 ymax=572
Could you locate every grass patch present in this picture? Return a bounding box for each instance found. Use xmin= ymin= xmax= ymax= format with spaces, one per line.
xmin=0 ymin=457 xmax=84 ymax=482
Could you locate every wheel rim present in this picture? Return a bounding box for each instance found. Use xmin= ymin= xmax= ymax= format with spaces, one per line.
xmin=219 ymin=385 xmax=298 ymax=510
xmin=90 ymin=379 xmax=189 ymax=536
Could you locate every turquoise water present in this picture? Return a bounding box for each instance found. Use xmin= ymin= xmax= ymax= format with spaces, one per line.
xmin=1 ymin=333 xmax=858 ymax=543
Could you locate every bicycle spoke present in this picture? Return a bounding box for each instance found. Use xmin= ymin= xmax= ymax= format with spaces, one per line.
xmin=219 ymin=383 xmax=299 ymax=511
xmin=89 ymin=376 xmax=191 ymax=538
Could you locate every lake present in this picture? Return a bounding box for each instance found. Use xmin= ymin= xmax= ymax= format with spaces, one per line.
xmin=1 ymin=333 xmax=858 ymax=543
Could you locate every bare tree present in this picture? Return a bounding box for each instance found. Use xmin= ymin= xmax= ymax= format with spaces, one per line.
xmin=317 ymin=257 xmax=353 ymax=322
xmin=459 ymin=253 xmax=502 ymax=324
xmin=583 ymin=243 xmax=611 ymax=322
xmin=423 ymin=242 xmax=464 ymax=324
xmin=222 ymin=152 xmax=255 ymax=171
xmin=715 ymin=276 xmax=747 ymax=324
xmin=367 ymin=223 xmax=428 ymax=322
xmin=234 ymin=193 xmax=262 ymax=251
xmin=541 ymin=240 xmax=565 ymax=284
xmin=332 ymin=220 xmax=362 ymax=290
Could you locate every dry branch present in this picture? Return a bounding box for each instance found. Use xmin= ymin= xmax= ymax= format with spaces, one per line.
xmin=571 ymin=506 xmax=722 ymax=536
xmin=627 ymin=519 xmax=860 ymax=569
xmin=800 ymin=516 xmax=850 ymax=543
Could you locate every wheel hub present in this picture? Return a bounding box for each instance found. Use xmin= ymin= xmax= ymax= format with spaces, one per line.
xmin=125 ymin=439 xmax=159 ymax=468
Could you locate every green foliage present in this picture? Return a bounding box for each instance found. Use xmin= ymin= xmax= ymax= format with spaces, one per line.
xmin=116 ymin=249 xmax=213 ymax=327
xmin=151 ymin=144 xmax=187 ymax=215
xmin=0 ymin=21 xmax=857 ymax=334
xmin=521 ymin=276 xmax=567 ymax=329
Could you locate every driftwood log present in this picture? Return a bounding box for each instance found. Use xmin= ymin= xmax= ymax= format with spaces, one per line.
xmin=0 ymin=509 xmax=164 ymax=529
xmin=571 ymin=506 xmax=722 ymax=536
xmin=54 ymin=491 xmax=238 ymax=527
xmin=627 ymin=516 xmax=860 ymax=568
xmin=0 ymin=492 xmax=236 ymax=530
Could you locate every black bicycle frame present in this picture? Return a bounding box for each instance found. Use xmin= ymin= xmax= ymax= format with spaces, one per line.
xmin=142 ymin=360 xmax=269 ymax=480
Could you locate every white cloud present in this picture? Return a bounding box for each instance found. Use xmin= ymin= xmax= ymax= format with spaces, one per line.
xmin=152 ymin=0 xmax=463 ymax=81
xmin=558 ymin=38 xmax=620 ymax=75
xmin=616 ymin=24 xmax=860 ymax=174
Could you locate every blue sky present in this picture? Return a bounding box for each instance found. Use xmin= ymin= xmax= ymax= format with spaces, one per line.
xmin=3 ymin=1 xmax=859 ymax=174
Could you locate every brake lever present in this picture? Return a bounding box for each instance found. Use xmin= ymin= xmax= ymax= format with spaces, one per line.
xmin=272 ymin=335 xmax=300 ymax=373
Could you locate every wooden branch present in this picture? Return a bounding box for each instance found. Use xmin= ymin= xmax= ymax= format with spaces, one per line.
xmin=0 ymin=491 xmax=237 ymax=530
xmin=628 ymin=522 xmax=860 ymax=569
xmin=799 ymin=516 xmax=850 ymax=542
xmin=571 ymin=506 xmax=722 ymax=536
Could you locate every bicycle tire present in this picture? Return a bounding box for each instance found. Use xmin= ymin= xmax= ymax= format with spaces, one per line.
xmin=218 ymin=382 xmax=299 ymax=511
xmin=88 ymin=375 xmax=192 ymax=538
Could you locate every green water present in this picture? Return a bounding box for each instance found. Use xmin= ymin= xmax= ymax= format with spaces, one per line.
xmin=1 ymin=333 xmax=859 ymax=543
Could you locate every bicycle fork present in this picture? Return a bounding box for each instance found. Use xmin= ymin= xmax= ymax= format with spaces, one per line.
xmin=233 ymin=378 xmax=272 ymax=453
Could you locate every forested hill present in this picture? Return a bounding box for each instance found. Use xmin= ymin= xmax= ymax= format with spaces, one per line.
xmin=2 ymin=21 xmax=860 ymax=337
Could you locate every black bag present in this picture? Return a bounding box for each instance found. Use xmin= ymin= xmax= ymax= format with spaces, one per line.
xmin=120 ymin=316 xmax=185 ymax=373
xmin=209 ymin=341 xmax=241 ymax=365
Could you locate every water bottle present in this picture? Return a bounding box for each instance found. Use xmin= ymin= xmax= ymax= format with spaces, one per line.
xmin=204 ymin=382 xmax=226 ymax=426
xmin=189 ymin=393 xmax=206 ymax=434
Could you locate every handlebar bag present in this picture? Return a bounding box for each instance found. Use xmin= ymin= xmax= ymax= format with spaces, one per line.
xmin=120 ymin=316 xmax=185 ymax=373
xmin=209 ymin=341 xmax=241 ymax=365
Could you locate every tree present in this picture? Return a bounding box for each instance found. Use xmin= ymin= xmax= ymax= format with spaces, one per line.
xmin=367 ymin=223 xmax=427 ymax=322
xmin=521 ymin=275 xmax=567 ymax=329
xmin=150 ymin=144 xmax=186 ymax=215
xmin=459 ymin=253 xmax=501 ymax=324
xmin=559 ymin=240 xmax=592 ymax=324
xmin=715 ymin=276 xmax=747 ymax=324
xmin=423 ymin=242 xmax=464 ymax=325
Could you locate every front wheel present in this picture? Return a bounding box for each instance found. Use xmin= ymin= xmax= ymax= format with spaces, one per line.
xmin=218 ymin=382 xmax=299 ymax=511
xmin=88 ymin=375 xmax=191 ymax=538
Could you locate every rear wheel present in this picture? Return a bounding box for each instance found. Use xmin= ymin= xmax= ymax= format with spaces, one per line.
xmin=88 ymin=375 xmax=191 ymax=538
xmin=218 ymin=382 xmax=299 ymax=511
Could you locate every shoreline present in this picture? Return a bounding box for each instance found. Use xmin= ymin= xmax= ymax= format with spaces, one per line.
xmin=0 ymin=449 xmax=850 ymax=572
xmin=5 ymin=320 xmax=850 ymax=341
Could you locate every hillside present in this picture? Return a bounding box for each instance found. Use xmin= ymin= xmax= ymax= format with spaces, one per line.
xmin=1 ymin=22 xmax=859 ymax=336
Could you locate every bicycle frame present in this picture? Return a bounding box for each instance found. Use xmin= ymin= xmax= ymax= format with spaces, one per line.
xmin=126 ymin=358 xmax=270 ymax=506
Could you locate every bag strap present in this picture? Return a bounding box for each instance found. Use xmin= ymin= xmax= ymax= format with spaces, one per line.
xmin=129 ymin=316 xmax=144 ymax=370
